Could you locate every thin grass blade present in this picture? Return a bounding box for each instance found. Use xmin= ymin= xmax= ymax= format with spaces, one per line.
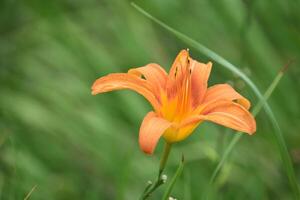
xmin=24 ymin=185 xmax=37 ymax=200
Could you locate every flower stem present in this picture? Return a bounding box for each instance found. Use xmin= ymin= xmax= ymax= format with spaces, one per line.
xmin=140 ymin=142 xmax=172 ymax=199
xmin=159 ymin=142 xmax=172 ymax=177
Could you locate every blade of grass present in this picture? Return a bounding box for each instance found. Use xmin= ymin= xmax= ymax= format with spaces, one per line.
xmin=130 ymin=3 xmax=300 ymax=198
xmin=162 ymin=155 xmax=185 ymax=200
xmin=183 ymin=167 xmax=192 ymax=200
xmin=24 ymin=185 xmax=37 ymax=200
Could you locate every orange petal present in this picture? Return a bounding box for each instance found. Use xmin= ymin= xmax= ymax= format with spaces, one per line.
xmin=139 ymin=112 xmax=172 ymax=154
xmin=203 ymin=84 xmax=251 ymax=109
xmin=128 ymin=63 xmax=168 ymax=91
xmin=180 ymin=100 xmax=256 ymax=134
xmin=91 ymin=73 xmax=160 ymax=111
xmin=190 ymin=60 xmax=212 ymax=107
xmin=166 ymin=49 xmax=189 ymax=98
xmin=201 ymin=100 xmax=256 ymax=134
xmin=168 ymin=50 xmax=189 ymax=77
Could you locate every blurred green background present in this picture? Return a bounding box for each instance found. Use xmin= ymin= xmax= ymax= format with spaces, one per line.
xmin=1 ymin=0 xmax=300 ymax=199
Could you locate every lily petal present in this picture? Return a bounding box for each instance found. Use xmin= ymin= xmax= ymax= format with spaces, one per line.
xmin=168 ymin=49 xmax=189 ymax=78
xmin=166 ymin=50 xmax=190 ymax=98
xmin=180 ymin=100 xmax=256 ymax=134
xmin=190 ymin=60 xmax=212 ymax=107
xmin=203 ymin=84 xmax=250 ymax=109
xmin=201 ymin=100 xmax=256 ymax=134
xmin=139 ymin=112 xmax=172 ymax=154
xmin=128 ymin=63 xmax=168 ymax=91
xmin=91 ymin=73 xmax=160 ymax=111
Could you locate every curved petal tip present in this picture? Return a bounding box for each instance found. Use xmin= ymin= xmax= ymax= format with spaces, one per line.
xmin=139 ymin=112 xmax=172 ymax=154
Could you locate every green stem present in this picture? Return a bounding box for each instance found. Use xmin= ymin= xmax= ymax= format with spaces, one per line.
xmin=140 ymin=142 xmax=172 ymax=200
xmin=159 ymin=142 xmax=172 ymax=176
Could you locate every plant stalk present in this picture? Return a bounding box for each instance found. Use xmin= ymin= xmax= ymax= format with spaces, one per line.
xmin=140 ymin=142 xmax=172 ymax=199
xmin=159 ymin=142 xmax=172 ymax=176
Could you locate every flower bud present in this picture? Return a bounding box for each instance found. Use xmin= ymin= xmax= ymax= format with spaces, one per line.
xmin=161 ymin=174 xmax=167 ymax=183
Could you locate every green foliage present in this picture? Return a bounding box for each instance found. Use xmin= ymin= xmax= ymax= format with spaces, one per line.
xmin=0 ymin=0 xmax=299 ymax=199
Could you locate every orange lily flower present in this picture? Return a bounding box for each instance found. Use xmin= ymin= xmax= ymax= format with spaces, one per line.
xmin=92 ymin=50 xmax=256 ymax=154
